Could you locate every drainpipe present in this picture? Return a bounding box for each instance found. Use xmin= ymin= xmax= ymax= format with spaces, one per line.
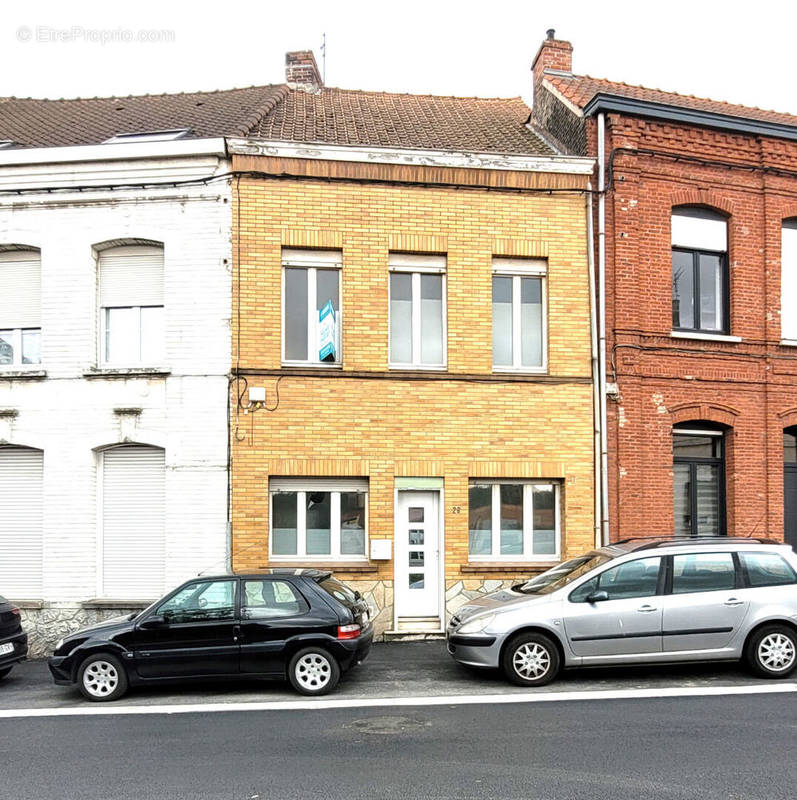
xmin=597 ymin=112 xmax=610 ymax=545
xmin=586 ymin=182 xmax=602 ymax=549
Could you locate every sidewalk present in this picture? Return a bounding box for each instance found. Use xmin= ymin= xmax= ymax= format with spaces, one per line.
xmin=0 ymin=640 xmax=773 ymax=711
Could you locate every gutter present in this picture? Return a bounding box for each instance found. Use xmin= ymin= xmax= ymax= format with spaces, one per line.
xmin=597 ymin=113 xmax=610 ymax=545
xmin=583 ymin=95 xmax=797 ymax=142
xmin=586 ymin=181 xmax=601 ymax=548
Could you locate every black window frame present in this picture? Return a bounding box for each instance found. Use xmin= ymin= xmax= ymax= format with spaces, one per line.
xmin=673 ymin=430 xmax=727 ymax=538
xmin=568 ymin=556 xmax=666 ymax=603
xmin=240 ymin=576 xmax=311 ymax=620
xmin=738 ymin=551 xmax=797 ymax=588
xmin=664 ymin=551 xmax=741 ymax=595
xmin=154 ymin=578 xmax=239 ymax=624
xmin=672 ymin=246 xmax=730 ymax=335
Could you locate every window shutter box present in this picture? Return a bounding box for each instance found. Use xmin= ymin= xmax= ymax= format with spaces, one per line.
xmin=102 ymin=446 xmax=165 ymax=598
xmin=0 ymin=447 xmax=43 ymax=597
xmin=0 ymin=251 xmax=41 ymax=329
xmin=99 ymin=246 xmax=164 ymax=308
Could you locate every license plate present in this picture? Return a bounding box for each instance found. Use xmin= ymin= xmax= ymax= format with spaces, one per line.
xmin=0 ymin=642 xmax=14 ymax=656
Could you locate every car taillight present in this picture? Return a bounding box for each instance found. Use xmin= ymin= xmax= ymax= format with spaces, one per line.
xmin=337 ymin=624 xmax=361 ymax=640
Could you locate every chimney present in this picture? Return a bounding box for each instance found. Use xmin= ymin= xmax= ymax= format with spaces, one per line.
xmin=531 ymin=29 xmax=573 ymax=102
xmin=285 ymin=50 xmax=323 ymax=92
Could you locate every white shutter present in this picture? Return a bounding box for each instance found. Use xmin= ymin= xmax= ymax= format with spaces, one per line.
xmin=99 ymin=246 xmax=164 ymax=308
xmin=102 ymin=446 xmax=165 ymax=598
xmin=0 ymin=251 xmax=41 ymax=328
xmin=0 ymin=448 xmax=43 ymax=598
xmin=672 ymin=210 xmax=727 ymax=251
xmin=281 ymin=249 xmax=342 ymax=268
xmin=269 ymin=477 xmax=368 ymax=492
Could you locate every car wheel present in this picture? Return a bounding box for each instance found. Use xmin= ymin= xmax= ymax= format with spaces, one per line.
xmin=77 ymin=653 xmax=129 ymax=701
xmin=502 ymin=632 xmax=560 ymax=687
xmin=288 ymin=647 xmax=340 ymax=696
xmin=0 ymin=666 xmax=12 ymax=680
xmin=746 ymin=625 xmax=797 ymax=679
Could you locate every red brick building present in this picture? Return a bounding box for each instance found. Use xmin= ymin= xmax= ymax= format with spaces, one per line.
xmin=531 ymin=32 xmax=797 ymax=547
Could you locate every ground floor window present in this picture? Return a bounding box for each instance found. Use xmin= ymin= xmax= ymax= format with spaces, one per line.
xmin=785 ymin=428 xmax=797 ymax=548
xmin=269 ymin=478 xmax=368 ymax=560
xmin=100 ymin=444 xmax=165 ymax=598
xmin=673 ymin=425 xmax=725 ymax=537
xmin=468 ymin=481 xmax=559 ymax=560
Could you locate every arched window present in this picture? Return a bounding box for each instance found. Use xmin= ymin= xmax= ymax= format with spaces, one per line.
xmin=0 ymin=446 xmax=43 ymax=597
xmin=0 ymin=248 xmax=41 ymax=367
xmin=782 ymin=219 xmax=797 ymax=342
xmin=97 ymin=242 xmax=164 ymax=366
xmin=671 ymin=208 xmax=729 ymax=334
xmin=99 ymin=444 xmax=165 ymax=598
xmin=673 ymin=422 xmax=726 ymax=537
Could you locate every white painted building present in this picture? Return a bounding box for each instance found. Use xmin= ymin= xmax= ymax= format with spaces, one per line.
xmin=0 ymin=140 xmax=232 ymax=654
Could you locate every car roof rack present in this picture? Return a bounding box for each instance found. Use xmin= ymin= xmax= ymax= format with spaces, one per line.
xmin=624 ymin=536 xmax=780 ymax=552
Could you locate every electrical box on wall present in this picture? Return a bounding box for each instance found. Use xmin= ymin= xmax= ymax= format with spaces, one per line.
xmin=249 ymin=386 xmax=266 ymax=403
xmin=370 ymin=539 xmax=392 ymax=560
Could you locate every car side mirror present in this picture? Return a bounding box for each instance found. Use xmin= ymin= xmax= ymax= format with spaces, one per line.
xmin=586 ymin=590 xmax=610 ymax=604
xmin=139 ymin=614 xmax=168 ymax=629
xmin=353 ymin=590 xmax=362 ymax=601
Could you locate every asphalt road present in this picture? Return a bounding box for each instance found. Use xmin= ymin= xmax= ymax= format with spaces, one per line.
xmin=0 ymin=640 xmax=781 ymax=709
xmin=2 ymin=693 xmax=796 ymax=800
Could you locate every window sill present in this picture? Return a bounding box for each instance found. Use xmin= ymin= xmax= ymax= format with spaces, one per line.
xmin=83 ymin=367 xmax=171 ymax=379
xmin=670 ymin=331 xmax=741 ymax=343
xmin=281 ymin=361 xmax=342 ymax=370
xmin=780 ymin=339 xmax=797 ymax=347
xmin=462 ymin=561 xmax=557 ymax=574
xmin=492 ymin=366 xmax=548 ymax=375
xmin=260 ymin=561 xmax=378 ymax=573
xmin=81 ymin=599 xmax=156 ymax=609
xmin=0 ymin=369 xmax=47 ymax=380
xmin=10 ymin=599 xmax=44 ymax=609
xmin=388 ymin=364 xmax=447 ymax=372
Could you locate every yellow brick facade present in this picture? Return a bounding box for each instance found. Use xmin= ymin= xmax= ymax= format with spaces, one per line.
xmin=231 ymin=157 xmax=595 ymax=636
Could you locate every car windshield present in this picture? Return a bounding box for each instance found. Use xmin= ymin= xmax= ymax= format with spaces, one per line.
xmin=514 ymin=553 xmax=612 ymax=595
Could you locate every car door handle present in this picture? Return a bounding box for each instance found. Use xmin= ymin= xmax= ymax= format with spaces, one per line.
xmin=637 ymin=604 xmax=657 ymax=612
xmin=233 ymin=624 xmax=241 ymax=642
xmin=724 ymin=598 xmax=744 ymax=606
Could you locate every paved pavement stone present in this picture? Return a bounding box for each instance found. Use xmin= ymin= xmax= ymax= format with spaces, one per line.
xmin=0 ymin=639 xmax=769 ymax=710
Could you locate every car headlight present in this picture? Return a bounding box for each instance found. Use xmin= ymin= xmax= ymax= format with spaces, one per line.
xmin=457 ymin=613 xmax=496 ymax=635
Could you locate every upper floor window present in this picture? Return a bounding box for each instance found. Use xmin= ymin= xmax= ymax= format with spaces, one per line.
xmin=282 ymin=249 xmax=341 ymax=366
xmin=0 ymin=249 xmax=41 ymax=366
xmin=98 ymin=244 xmax=164 ymax=366
xmin=492 ymin=258 xmax=547 ymax=372
xmin=671 ymin=208 xmax=729 ymax=334
xmin=389 ymin=253 xmax=446 ymax=369
xmin=782 ymin=219 xmax=797 ymax=342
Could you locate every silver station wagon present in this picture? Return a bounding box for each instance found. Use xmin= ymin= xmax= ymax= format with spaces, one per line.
xmin=447 ymin=537 xmax=797 ymax=686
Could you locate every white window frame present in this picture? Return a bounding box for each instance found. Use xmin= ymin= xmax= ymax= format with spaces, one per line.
xmin=100 ymin=305 xmax=164 ymax=366
xmin=388 ymin=253 xmax=447 ymax=370
xmin=492 ymin=258 xmax=548 ymax=374
xmin=281 ymin=249 xmax=343 ymax=367
xmin=782 ymin=220 xmax=797 ymax=344
xmin=269 ymin=478 xmax=368 ymax=562
xmin=0 ymin=327 xmax=41 ymax=367
xmin=468 ymin=480 xmax=561 ymax=562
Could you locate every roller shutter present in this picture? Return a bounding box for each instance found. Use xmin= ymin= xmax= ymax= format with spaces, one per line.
xmin=99 ymin=246 xmax=164 ymax=308
xmin=101 ymin=446 xmax=165 ymax=598
xmin=0 ymin=251 xmax=41 ymax=329
xmin=0 ymin=447 xmax=43 ymax=598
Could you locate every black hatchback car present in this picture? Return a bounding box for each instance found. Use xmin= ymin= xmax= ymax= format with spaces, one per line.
xmin=48 ymin=570 xmax=373 ymax=701
xmin=0 ymin=595 xmax=28 ymax=679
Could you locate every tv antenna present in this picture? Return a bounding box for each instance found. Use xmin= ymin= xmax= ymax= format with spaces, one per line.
xmin=321 ymin=32 xmax=326 ymax=84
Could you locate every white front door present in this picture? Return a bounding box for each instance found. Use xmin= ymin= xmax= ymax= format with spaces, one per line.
xmin=395 ymin=491 xmax=440 ymax=618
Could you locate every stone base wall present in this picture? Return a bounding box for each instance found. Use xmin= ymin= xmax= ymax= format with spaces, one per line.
xmin=20 ymin=604 xmax=150 ymax=658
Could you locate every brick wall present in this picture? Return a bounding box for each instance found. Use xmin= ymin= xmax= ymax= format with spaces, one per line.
xmin=230 ymin=162 xmax=596 ymax=629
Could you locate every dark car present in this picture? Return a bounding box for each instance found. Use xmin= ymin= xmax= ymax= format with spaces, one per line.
xmin=0 ymin=595 xmax=28 ymax=679
xmin=48 ymin=570 xmax=373 ymax=701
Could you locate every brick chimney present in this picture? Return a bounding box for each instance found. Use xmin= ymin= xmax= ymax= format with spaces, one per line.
xmin=285 ymin=50 xmax=323 ymax=92
xmin=531 ymin=29 xmax=573 ymax=101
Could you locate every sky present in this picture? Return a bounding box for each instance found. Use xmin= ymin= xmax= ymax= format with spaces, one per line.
xmin=1 ymin=0 xmax=795 ymax=115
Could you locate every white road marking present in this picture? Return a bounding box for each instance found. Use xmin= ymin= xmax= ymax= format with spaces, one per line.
xmin=1 ymin=682 xmax=796 ymax=719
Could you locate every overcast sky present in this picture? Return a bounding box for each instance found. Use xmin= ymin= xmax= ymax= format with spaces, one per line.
xmin=2 ymin=0 xmax=795 ymax=115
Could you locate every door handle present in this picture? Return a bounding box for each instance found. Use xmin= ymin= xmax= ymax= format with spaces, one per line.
xmin=637 ymin=604 xmax=657 ymax=612
xmin=233 ymin=624 xmax=241 ymax=642
xmin=724 ymin=598 xmax=744 ymax=606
